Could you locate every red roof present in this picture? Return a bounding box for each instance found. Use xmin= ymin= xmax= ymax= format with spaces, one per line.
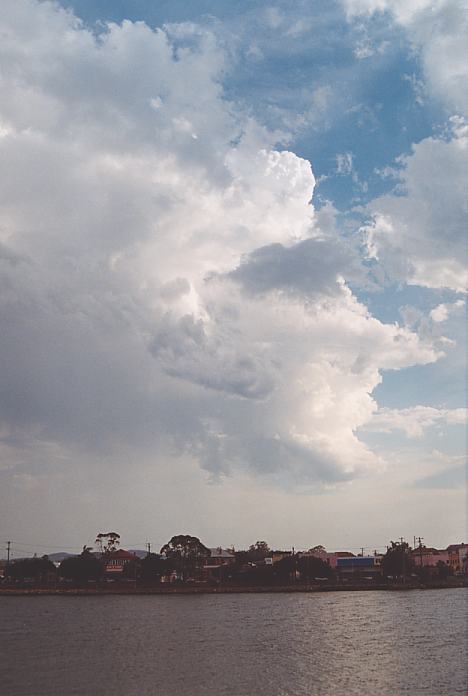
xmin=107 ymin=549 xmax=136 ymax=560
xmin=446 ymin=543 xmax=468 ymax=551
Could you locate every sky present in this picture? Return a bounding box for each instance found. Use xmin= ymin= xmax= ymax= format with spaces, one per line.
xmin=0 ymin=0 xmax=466 ymax=558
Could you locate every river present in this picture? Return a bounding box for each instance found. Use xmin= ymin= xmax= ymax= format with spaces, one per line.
xmin=0 ymin=588 xmax=466 ymax=695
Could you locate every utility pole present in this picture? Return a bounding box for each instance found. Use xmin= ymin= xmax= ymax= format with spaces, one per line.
xmin=400 ymin=537 xmax=406 ymax=584
xmin=6 ymin=540 xmax=11 ymax=566
xmin=146 ymin=542 xmax=151 ymax=556
xmin=417 ymin=537 xmax=424 ymax=570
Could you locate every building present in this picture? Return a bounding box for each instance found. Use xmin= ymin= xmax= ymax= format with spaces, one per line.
xmin=104 ymin=549 xmax=137 ymax=575
xmin=268 ymin=551 xmax=292 ymax=565
xmin=411 ymin=547 xmax=450 ymax=568
xmin=207 ymin=548 xmax=236 ymax=566
xmin=325 ymin=551 xmax=355 ymax=569
xmin=203 ymin=547 xmax=235 ymax=580
xmin=336 ymin=556 xmax=382 ymax=577
xmin=447 ymin=544 xmax=468 ymax=574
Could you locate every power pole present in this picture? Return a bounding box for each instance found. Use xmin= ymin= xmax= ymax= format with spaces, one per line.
xmin=417 ymin=537 xmax=424 ymax=569
xmin=399 ymin=537 xmax=406 ymax=583
xmin=146 ymin=542 xmax=151 ymax=556
xmin=6 ymin=540 xmax=11 ymax=566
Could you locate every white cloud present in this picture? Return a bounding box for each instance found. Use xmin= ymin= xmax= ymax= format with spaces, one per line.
xmin=343 ymin=0 xmax=436 ymax=24
xmin=363 ymin=128 xmax=468 ymax=292
xmin=363 ymin=406 xmax=467 ymax=439
xmin=336 ymin=152 xmax=354 ymax=175
xmin=0 ymin=0 xmax=447 ymax=496
xmin=343 ymin=0 xmax=468 ymax=114
xmin=430 ymin=299 xmax=465 ymax=323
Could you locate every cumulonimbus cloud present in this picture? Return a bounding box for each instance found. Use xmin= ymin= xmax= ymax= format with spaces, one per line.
xmin=0 ymin=0 xmax=448 ymax=488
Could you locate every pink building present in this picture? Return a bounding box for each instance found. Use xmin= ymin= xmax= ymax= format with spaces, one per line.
xmin=411 ymin=547 xmax=450 ymax=568
xmin=325 ymin=552 xmax=356 ymax=569
xmin=302 ymin=548 xmax=355 ymax=569
xmin=447 ymin=544 xmax=468 ymax=573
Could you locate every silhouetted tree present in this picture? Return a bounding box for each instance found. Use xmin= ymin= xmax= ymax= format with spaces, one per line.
xmin=59 ymin=548 xmax=103 ymax=584
xmin=6 ymin=556 xmax=56 ymax=583
xmin=160 ymin=535 xmax=210 ymax=581
xmin=273 ymin=555 xmax=297 ymax=582
xmin=436 ymin=560 xmax=453 ymax=579
xmin=247 ymin=541 xmax=271 ymax=563
xmin=95 ymin=532 xmax=120 ymax=555
xmin=297 ymin=555 xmax=333 ymax=580
xmin=140 ymin=553 xmax=168 ymax=582
xmin=382 ymin=541 xmax=414 ymax=578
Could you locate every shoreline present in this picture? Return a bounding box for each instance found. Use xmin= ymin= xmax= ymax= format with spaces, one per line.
xmin=1 ymin=580 xmax=466 ymax=596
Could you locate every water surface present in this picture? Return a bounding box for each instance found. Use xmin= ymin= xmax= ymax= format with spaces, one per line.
xmin=1 ymin=589 xmax=466 ymax=695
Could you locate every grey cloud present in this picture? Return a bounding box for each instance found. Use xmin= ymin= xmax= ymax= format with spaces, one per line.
xmin=149 ymin=314 xmax=275 ymax=399
xmin=225 ymin=237 xmax=357 ymax=297
xmin=413 ymin=464 xmax=466 ymax=490
xmin=190 ymin=421 xmax=355 ymax=486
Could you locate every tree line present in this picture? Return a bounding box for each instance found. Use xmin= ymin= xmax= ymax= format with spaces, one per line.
xmin=2 ymin=538 xmax=454 ymax=586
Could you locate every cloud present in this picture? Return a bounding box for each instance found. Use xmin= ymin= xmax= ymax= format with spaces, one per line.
xmin=414 ymin=464 xmax=466 ymax=490
xmin=343 ymin=0 xmax=468 ymax=114
xmin=362 ymin=406 xmax=467 ymax=439
xmin=363 ymin=127 xmax=468 ymax=292
xmin=224 ymin=237 xmax=357 ymax=298
xmin=0 ymin=0 xmax=447 ymax=493
xmin=430 ymin=299 xmax=465 ymax=323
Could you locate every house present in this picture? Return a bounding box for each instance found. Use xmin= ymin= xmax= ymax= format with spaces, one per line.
xmin=207 ymin=548 xmax=236 ymax=566
xmin=203 ymin=547 xmax=235 ymax=581
xmin=411 ymin=547 xmax=450 ymax=568
xmin=104 ymin=549 xmax=137 ymax=575
xmin=336 ymin=556 xmax=382 ymax=577
xmin=447 ymin=544 xmax=468 ymax=574
xmin=325 ymin=551 xmax=355 ymax=569
xmin=266 ymin=551 xmax=292 ymax=565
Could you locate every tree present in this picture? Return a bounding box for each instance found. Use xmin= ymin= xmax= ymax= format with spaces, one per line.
xmin=436 ymin=560 xmax=452 ymax=579
xmin=297 ymin=555 xmax=333 ymax=581
xmin=160 ymin=534 xmax=210 ymax=581
xmin=95 ymin=532 xmax=120 ymax=555
xmin=140 ymin=553 xmax=168 ymax=583
xmin=247 ymin=541 xmax=271 ymax=563
xmin=6 ymin=556 xmax=56 ymax=583
xmin=273 ymin=555 xmax=297 ymax=582
xmin=382 ymin=541 xmax=414 ymax=579
xmin=59 ymin=548 xmax=103 ymax=584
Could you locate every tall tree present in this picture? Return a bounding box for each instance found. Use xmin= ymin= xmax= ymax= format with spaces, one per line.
xmin=247 ymin=541 xmax=271 ymax=563
xmin=382 ymin=541 xmax=414 ymax=579
xmin=160 ymin=535 xmax=210 ymax=581
xmin=59 ymin=547 xmax=103 ymax=584
xmin=95 ymin=532 xmax=120 ymax=555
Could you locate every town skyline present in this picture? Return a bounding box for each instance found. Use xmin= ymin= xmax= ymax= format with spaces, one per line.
xmin=3 ymin=530 xmax=466 ymax=562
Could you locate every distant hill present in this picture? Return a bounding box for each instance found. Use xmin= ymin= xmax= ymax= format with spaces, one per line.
xmin=129 ymin=549 xmax=148 ymax=559
xmin=1 ymin=549 xmax=148 ymax=563
xmin=47 ymin=552 xmax=77 ymax=562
